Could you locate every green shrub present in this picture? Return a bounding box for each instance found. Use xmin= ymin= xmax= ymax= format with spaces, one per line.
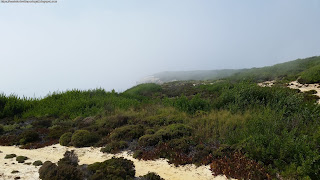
xmin=59 ymin=132 xmax=72 ymax=146
xmin=139 ymin=172 xmax=164 ymax=180
xmin=16 ymin=156 xmax=28 ymax=163
xmin=49 ymin=125 xmax=69 ymax=139
xmin=32 ymin=119 xmax=52 ymax=128
xmin=71 ymin=130 xmax=98 ymax=147
xmin=138 ymin=134 xmax=162 ymax=147
xmin=133 ymin=150 xmax=143 ymax=159
xmin=39 ymin=151 xmax=83 ymax=180
xmin=11 ymin=170 xmax=19 ymax=174
xmin=304 ymin=90 xmax=317 ymax=94
xmin=19 ymin=130 xmax=40 ymax=145
xmin=145 ymin=129 xmax=155 ymax=135
xmin=171 ymin=94 xmax=210 ymax=114
xmin=5 ymin=154 xmax=16 ymax=159
xmin=101 ymin=141 xmax=128 ymax=154
xmin=167 ymin=138 xmax=190 ymax=153
xmin=88 ymin=157 xmax=135 ymax=180
xmin=103 ymin=115 xmax=129 ymax=129
xmin=33 ymin=160 xmax=43 ymax=166
xmin=109 ymin=125 xmax=144 ymax=141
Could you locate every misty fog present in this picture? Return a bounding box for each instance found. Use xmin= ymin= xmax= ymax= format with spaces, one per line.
xmin=1 ymin=0 xmax=320 ymax=97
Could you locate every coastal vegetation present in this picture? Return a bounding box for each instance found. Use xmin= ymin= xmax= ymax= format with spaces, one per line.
xmin=1 ymin=56 xmax=320 ymax=179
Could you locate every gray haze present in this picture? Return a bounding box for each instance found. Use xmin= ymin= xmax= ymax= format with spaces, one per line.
xmin=0 ymin=0 xmax=320 ymax=97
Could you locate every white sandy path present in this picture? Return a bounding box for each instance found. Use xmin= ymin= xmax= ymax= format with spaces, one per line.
xmin=0 ymin=144 xmax=232 ymax=180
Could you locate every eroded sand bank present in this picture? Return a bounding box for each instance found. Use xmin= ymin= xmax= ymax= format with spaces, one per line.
xmin=0 ymin=144 xmax=231 ymax=180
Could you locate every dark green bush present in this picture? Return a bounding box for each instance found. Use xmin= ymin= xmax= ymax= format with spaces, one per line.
xmin=138 ymin=134 xmax=162 ymax=147
xmin=304 ymin=90 xmax=317 ymax=94
xmin=88 ymin=157 xmax=135 ymax=180
xmin=49 ymin=126 xmax=69 ymax=139
xmin=139 ymin=172 xmax=164 ymax=180
xmin=59 ymin=132 xmax=72 ymax=146
xmin=133 ymin=150 xmax=143 ymax=159
xmin=16 ymin=156 xmax=28 ymax=163
xmin=167 ymin=138 xmax=190 ymax=153
xmin=33 ymin=160 xmax=43 ymax=166
xmin=104 ymin=115 xmax=129 ymax=129
xmin=32 ymin=119 xmax=52 ymax=128
xmin=145 ymin=129 xmax=155 ymax=135
xmin=101 ymin=141 xmax=128 ymax=154
xmin=19 ymin=130 xmax=40 ymax=145
xmin=39 ymin=151 xmax=83 ymax=180
xmin=109 ymin=125 xmax=144 ymax=141
xmin=5 ymin=154 xmax=16 ymax=159
xmin=0 ymin=125 xmax=4 ymax=135
xmin=39 ymin=161 xmax=58 ymax=180
xmin=71 ymin=130 xmax=98 ymax=147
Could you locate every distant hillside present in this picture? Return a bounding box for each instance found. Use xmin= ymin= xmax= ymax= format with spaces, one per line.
xmin=139 ymin=56 xmax=320 ymax=84
xmin=138 ymin=69 xmax=243 ymax=84
xmin=230 ymin=56 xmax=320 ymax=82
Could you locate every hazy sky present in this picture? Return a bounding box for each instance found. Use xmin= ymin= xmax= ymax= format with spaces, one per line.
xmin=0 ymin=0 xmax=320 ymax=97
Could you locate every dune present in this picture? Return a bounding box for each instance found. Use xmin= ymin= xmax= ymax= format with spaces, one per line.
xmin=0 ymin=144 xmax=232 ymax=180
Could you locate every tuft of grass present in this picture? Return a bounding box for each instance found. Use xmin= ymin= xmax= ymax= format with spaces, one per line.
xmin=33 ymin=160 xmax=43 ymax=166
xmin=16 ymin=156 xmax=28 ymax=163
xmin=5 ymin=154 xmax=16 ymax=159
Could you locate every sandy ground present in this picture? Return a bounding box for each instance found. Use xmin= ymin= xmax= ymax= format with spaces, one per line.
xmin=0 ymin=144 xmax=232 ymax=180
xmin=287 ymin=80 xmax=320 ymax=95
xmin=258 ymin=80 xmax=320 ymax=103
xmin=257 ymin=80 xmax=275 ymax=87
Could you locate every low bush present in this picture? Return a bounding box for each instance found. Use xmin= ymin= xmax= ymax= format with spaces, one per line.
xmin=59 ymin=132 xmax=72 ymax=146
xmin=88 ymin=157 xmax=135 ymax=180
xmin=145 ymin=129 xmax=155 ymax=135
xmin=101 ymin=141 xmax=128 ymax=154
xmin=133 ymin=150 xmax=143 ymax=159
xmin=5 ymin=154 xmax=16 ymax=159
xmin=32 ymin=119 xmax=52 ymax=128
xmin=33 ymin=160 xmax=43 ymax=166
xmin=109 ymin=125 xmax=144 ymax=141
xmin=16 ymin=156 xmax=28 ymax=163
xmin=138 ymin=172 xmax=164 ymax=180
xmin=49 ymin=126 xmax=69 ymax=139
xmin=304 ymin=90 xmax=317 ymax=94
xmin=71 ymin=130 xmax=98 ymax=147
xmin=39 ymin=161 xmax=58 ymax=180
xmin=138 ymin=134 xmax=162 ymax=147
xmin=19 ymin=130 xmax=39 ymax=145
xmin=39 ymin=151 xmax=83 ymax=180
xmin=104 ymin=115 xmax=129 ymax=129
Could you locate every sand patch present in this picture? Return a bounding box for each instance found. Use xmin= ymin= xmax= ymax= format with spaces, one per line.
xmin=257 ymin=80 xmax=275 ymax=87
xmin=287 ymin=81 xmax=320 ymax=103
xmin=0 ymin=144 xmax=232 ymax=180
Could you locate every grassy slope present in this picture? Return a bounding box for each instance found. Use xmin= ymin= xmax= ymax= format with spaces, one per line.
xmin=1 ymin=56 xmax=320 ymax=179
xmin=151 ymin=56 xmax=320 ymax=83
